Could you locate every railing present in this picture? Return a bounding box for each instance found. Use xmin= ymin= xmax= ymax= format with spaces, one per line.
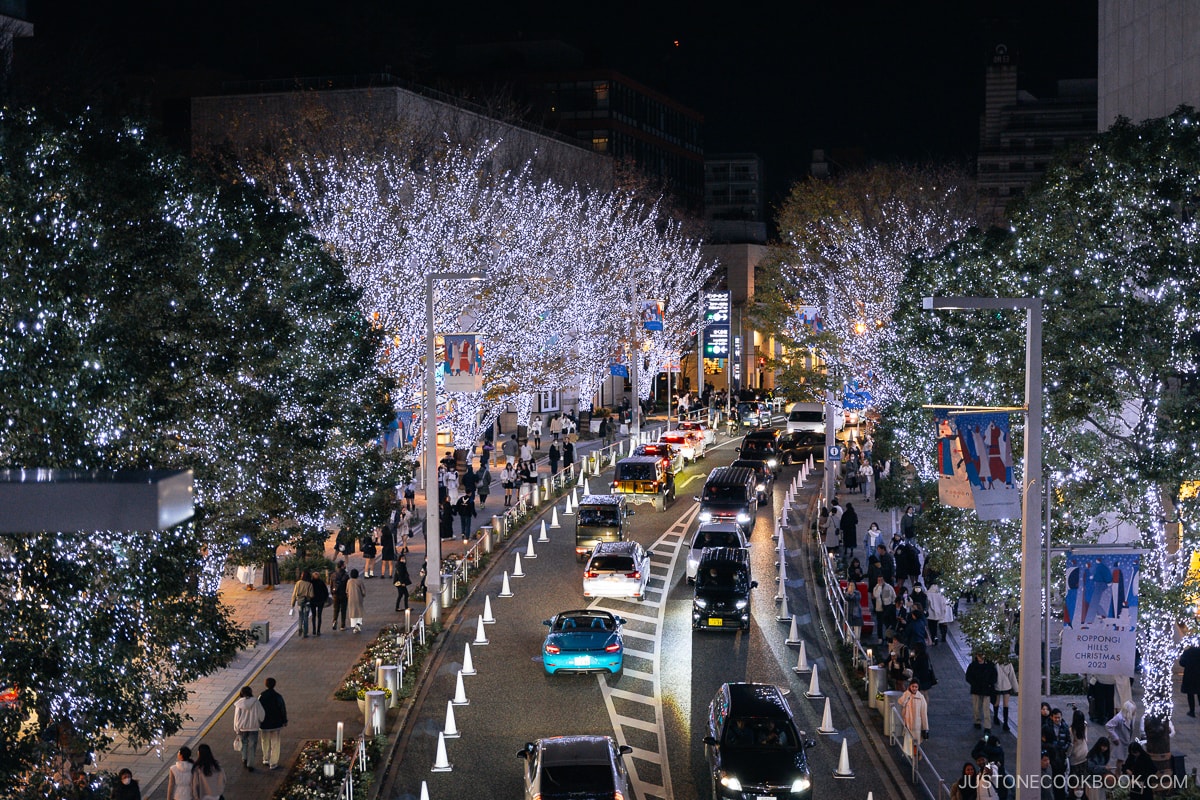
xmin=338 ymin=734 xmax=370 ymax=800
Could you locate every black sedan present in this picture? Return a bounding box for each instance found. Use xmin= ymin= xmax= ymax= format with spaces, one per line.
xmin=703 ymin=683 xmax=815 ymax=799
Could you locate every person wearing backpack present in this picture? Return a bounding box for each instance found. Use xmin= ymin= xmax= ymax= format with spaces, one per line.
xmin=476 ymin=465 xmax=491 ymax=508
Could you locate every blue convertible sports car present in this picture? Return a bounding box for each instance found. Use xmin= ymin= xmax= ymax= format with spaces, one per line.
xmin=541 ymin=609 xmax=626 ymax=675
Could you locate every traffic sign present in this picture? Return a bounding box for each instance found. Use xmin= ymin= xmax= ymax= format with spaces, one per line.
xmin=827 ymin=444 xmax=842 ymax=462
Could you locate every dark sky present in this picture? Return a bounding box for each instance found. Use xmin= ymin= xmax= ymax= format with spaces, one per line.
xmin=26 ymin=0 xmax=1097 ymax=209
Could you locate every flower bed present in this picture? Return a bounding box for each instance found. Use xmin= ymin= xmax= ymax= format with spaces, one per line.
xmin=271 ymin=736 xmax=384 ymax=800
xmin=334 ymin=623 xmax=431 ymax=702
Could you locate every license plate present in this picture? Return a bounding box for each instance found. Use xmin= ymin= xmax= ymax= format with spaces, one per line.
xmin=757 ymin=795 xmax=777 ymax=800
xmin=574 ymin=656 xmax=591 ymax=666
xmin=708 ymin=617 xmax=723 ymax=626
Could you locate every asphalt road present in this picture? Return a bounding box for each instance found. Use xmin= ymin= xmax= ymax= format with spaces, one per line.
xmin=383 ymin=429 xmax=899 ymax=800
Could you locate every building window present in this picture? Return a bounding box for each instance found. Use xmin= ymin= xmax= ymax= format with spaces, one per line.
xmin=592 ymin=136 xmax=609 ymax=153
xmin=593 ymin=82 xmax=610 ymax=109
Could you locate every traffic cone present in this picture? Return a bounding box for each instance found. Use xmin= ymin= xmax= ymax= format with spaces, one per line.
xmin=792 ymin=641 xmax=811 ymax=674
xmin=564 ymin=493 xmax=575 ymax=515
xmin=482 ymin=595 xmax=496 ymax=624
xmin=550 ymin=508 xmax=561 ymax=529
xmin=539 ymin=520 xmax=550 ymax=542
xmin=776 ymin=593 xmax=790 ymax=620
xmin=443 ymin=700 xmax=460 ymax=738
xmin=833 ymin=738 xmax=854 ymax=778
xmin=583 ymin=478 xmax=592 ymax=495
xmin=817 ymin=697 xmax=837 ymax=735
xmin=452 ymin=669 xmax=469 ymax=705
xmin=420 ymin=780 xmax=430 ymax=800
xmin=498 ymin=570 xmax=513 ymax=597
xmin=462 ymin=641 xmax=476 ymax=675
xmin=786 ymin=615 xmax=802 ymax=645
xmin=805 ymin=663 xmax=823 ymax=698
xmin=513 ymin=552 xmax=525 ymax=577
xmin=431 ymin=732 xmax=452 ymax=772
xmin=577 ymin=468 xmax=585 ymax=487
xmin=473 ymin=615 xmax=488 ymax=646
xmin=526 ymin=534 xmax=538 ymax=559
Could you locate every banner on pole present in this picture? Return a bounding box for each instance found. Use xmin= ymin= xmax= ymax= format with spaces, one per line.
xmin=703 ymin=292 xmax=731 ymax=357
xmin=641 ymin=299 xmax=665 ymax=331
xmin=934 ymin=409 xmax=975 ymax=511
xmin=610 ymin=362 xmax=629 ymax=378
xmin=796 ymin=305 xmax=824 ymax=333
xmin=1060 ymin=550 xmax=1140 ymax=676
xmin=441 ymin=333 xmax=483 ymax=392
xmin=954 ymin=410 xmax=1020 ymax=520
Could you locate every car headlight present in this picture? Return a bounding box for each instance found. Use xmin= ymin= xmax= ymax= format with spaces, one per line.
xmin=736 ymin=512 xmax=750 ymax=523
xmin=694 ymin=598 xmax=708 ymax=609
xmin=719 ymin=774 xmax=742 ymax=792
xmin=767 ymin=459 xmax=778 ymax=468
xmin=791 ymin=777 xmax=812 ymax=793
xmin=699 ymin=511 xmax=713 ymax=523
xmin=735 ymin=599 xmax=748 ymax=610
xmin=756 ymin=483 xmax=766 ymax=492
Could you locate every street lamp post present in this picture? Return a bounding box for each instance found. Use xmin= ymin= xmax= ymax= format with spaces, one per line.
xmin=425 ymin=271 xmax=483 ymax=618
xmin=923 ymin=296 xmax=1043 ymax=800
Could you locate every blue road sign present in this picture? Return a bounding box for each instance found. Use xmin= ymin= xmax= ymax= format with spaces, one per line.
xmin=827 ymin=444 xmax=842 ymax=462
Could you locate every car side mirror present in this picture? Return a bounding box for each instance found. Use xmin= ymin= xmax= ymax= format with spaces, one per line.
xmin=751 ymin=581 xmax=759 ymax=589
xmin=542 ymin=619 xmax=552 ymax=627
xmin=627 ymin=509 xmax=635 ymax=516
xmin=618 ymin=744 xmax=633 ymax=755
xmin=616 ymin=617 xmax=626 ymax=625
xmin=693 ymin=496 xmax=701 ymax=502
xmin=702 ymin=735 xmax=718 ymax=746
xmin=805 ymin=738 xmax=817 ymax=748
xmin=518 ymin=742 xmax=535 ymax=758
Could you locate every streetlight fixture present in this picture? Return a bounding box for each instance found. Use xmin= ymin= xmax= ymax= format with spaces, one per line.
xmin=425 ymin=271 xmax=484 ymax=618
xmin=923 ymin=295 xmax=1043 ymax=800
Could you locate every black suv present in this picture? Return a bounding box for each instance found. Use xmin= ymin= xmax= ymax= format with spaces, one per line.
xmin=696 ymin=466 xmax=759 ymax=535
xmin=703 ymin=682 xmax=815 ymax=799
xmin=729 ymin=459 xmax=772 ymax=503
xmin=692 ymin=547 xmax=757 ymax=631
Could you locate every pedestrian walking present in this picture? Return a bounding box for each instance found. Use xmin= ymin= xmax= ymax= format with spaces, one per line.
xmin=112 ymin=768 xmax=141 ymax=800
xmin=1068 ymin=707 xmax=1089 ymax=783
xmin=190 ymin=744 xmax=226 ymax=800
xmin=1043 ymin=707 xmax=1071 ymax=793
xmin=563 ymin=439 xmax=575 ymax=468
xmin=309 ymin=571 xmax=328 ymax=636
xmin=347 ymin=568 xmax=366 ymax=633
xmin=859 ymin=460 xmax=874 ymax=501
xmin=334 ymin=526 xmax=357 ymax=559
xmin=416 ymin=560 xmax=427 ymax=600
xmin=394 ymin=554 xmax=412 ymax=611
xmin=531 ymin=414 xmax=544 ymax=449
xmin=965 ymin=653 xmax=998 ymax=731
xmin=455 ymin=493 xmax=476 ymax=541
xmin=261 ymin=546 xmax=280 ymax=591
xmin=548 ymin=442 xmax=560 ymax=476
xmin=519 ymin=439 xmax=534 ymax=463
xmin=1123 ymin=742 xmax=1155 ymax=800
xmin=1105 ymin=701 xmax=1138 ymax=772
xmin=476 ymin=464 xmax=491 ymax=508
xmin=290 ymin=570 xmax=314 ymax=638
xmin=872 ymin=576 xmax=897 ymax=643
xmin=403 ymin=479 xmax=416 ymax=511
xmin=258 ymin=677 xmax=287 ymax=771
xmin=1181 ymin=644 xmax=1200 ymax=717
xmin=845 ymin=584 xmax=864 ymax=639
xmin=901 ymin=505 xmax=917 ymax=539
xmin=331 ymin=560 xmax=349 ymax=631
xmin=993 ymin=655 xmax=1016 ymax=730
xmin=840 ymin=501 xmax=858 ymax=564
xmin=925 ymin=583 xmax=953 ymax=645
xmin=461 ymin=463 xmax=477 ymax=500
xmin=501 ymin=463 xmax=516 ymax=507
xmin=379 ymin=521 xmax=396 ymax=580
xmin=232 ymin=685 xmax=265 ymax=771
xmin=897 ymin=680 xmax=930 ymax=759
xmin=360 ymin=529 xmax=378 ymax=578
xmin=550 ymin=414 xmax=563 ymax=442
xmin=502 ymin=433 xmax=519 ymax=466
xmin=165 ymin=746 xmax=194 ymax=800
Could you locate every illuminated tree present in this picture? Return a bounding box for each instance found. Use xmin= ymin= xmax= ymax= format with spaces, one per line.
xmin=765 ymin=164 xmax=975 ymax=404
xmin=0 ymin=110 xmax=398 ymax=789
xmin=882 ymin=108 xmax=1200 ymax=734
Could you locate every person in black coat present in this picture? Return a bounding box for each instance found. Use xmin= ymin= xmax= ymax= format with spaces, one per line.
xmin=840 ymin=502 xmax=859 ymax=563
xmin=439 ymin=496 xmax=455 ymax=540
xmin=393 ymin=555 xmax=412 ymax=611
xmin=965 ymin=653 xmax=998 ymax=730
xmin=258 ymin=677 xmax=288 ymax=770
xmin=309 ymin=574 xmax=329 ymax=636
xmin=1181 ymin=644 xmax=1200 ymax=716
xmin=548 ymin=443 xmax=560 ymax=476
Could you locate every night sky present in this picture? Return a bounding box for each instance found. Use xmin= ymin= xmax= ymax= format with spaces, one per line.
xmin=25 ymin=0 xmax=1097 ymax=210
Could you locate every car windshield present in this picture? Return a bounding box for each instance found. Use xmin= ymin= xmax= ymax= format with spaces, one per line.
xmin=789 ymin=411 xmax=823 ymax=422
xmin=692 ymin=531 xmax=742 ymax=549
xmin=578 ymin=508 xmax=620 ymax=527
xmin=704 ymin=485 xmax=746 ymax=502
xmin=742 ymin=442 xmax=773 ymax=454
xmin=723 ymin=717 xmax=797 ymax=748
xmin=554 ymin=615 xmax=613 ymax=632
xmin=696 ymin=566 xmax=750 ymax=591
xmin=590 ymin=556 xmax=634 ymax=572
xmin=539 ymin=764 xmax=616 ymax=797
xmin=616 ymin=463 xmax=657 ymax=481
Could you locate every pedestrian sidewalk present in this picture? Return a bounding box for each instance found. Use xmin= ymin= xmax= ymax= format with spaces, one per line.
xmin=828 ymin=479 xmax=1199 ymax=794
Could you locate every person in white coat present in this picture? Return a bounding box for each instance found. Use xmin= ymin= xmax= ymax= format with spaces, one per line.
xmin=1105 ymin=700 xmax=1138 ymax=772
xmin=992 ymin=656 xmax=1017 ymax=732
xmin=897 ymin=680 xmax=930 ymax=761
xmin=232 ymin=685 xmax=265 ymax=771
xmin=925 ymin=583 xmax=953 ymax=645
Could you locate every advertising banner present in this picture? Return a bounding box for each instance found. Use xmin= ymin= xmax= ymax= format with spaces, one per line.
xmin=934 ymin=409 xmax=975 ymax=511
xmin=703 ymin=292 xmax=731 ymax=357
xmin=1060 ymin=550 xmax=1140 ymax=676
xmin=796 ymin=305 xmax=824 ymax=333
xmin=610 ymin=362 xmax=629 ymax=378
xmin=641 ymin=299 xmax=665 ymax=331
xmin=953 ymin=410 xmax=1021 ymax=521
xmin=442 ymin=333 xmax=483 ymax=392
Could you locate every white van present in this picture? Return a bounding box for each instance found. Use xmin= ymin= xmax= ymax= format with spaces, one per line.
xmin=785 ymin=402 xmax=843 ymax=434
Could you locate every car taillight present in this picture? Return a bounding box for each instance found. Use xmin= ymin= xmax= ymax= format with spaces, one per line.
xmin=625 ymin=571 xmax=640 ymax=579
xmin=605 ymin=643 xmax=621 ymax=652
xmin=611 ymin=481 xmax=618 ymax=489
xmin=585 ymin=571 xmax=598 ymax=579
xmin=544 ymin=644 xmax=560 ymax=654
